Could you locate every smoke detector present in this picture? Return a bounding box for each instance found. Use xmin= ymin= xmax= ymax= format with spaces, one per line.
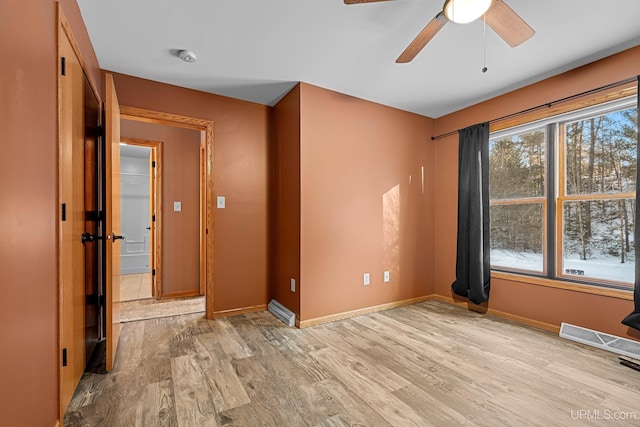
xmin=178 ymin=50 xmax=197 ymax=63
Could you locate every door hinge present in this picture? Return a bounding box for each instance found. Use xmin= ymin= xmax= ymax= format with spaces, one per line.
xmin=61 ymin=57 xmax=66 ymax=76
xmin=152 ymin=269 xmax=156 ymax=276
xmin=152 ymin=160 xmax=156 ymax=168
xmin=206 ymin=228 xmax=208 ymax=234
xmin=62 ymin=348 xmax=68 ymax=367
xmin=61 ymin=203 xmax=67 ymax=221
xmin=81 ymin=233 xmax=101 ymax=244
xmin=152 ymin=214 xmax=156 ymax=222
xmin=86 ymin=210 xmax=100 ymax=221
xmin=97 ymin=125 xmax=105 ymax=140
xmin=99 ymin=294 xmax=106 ymax=306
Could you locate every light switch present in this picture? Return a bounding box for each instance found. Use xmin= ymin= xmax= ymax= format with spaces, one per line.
xmin=217 ymin=196 xmax=226 ymax=209
xmin=173 ymin=201 xmax=182 ymax=212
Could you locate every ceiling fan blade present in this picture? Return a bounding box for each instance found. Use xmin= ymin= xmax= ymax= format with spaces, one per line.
xmin=396 ymin=12 xmax=448 ymax=63
xmin=484 ymin=0 xmax=534 ymax=47
xmin=344 ymin=0 xmax=393 ymax=4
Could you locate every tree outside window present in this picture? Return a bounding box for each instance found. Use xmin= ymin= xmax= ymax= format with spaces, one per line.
xmin=489 ymin=98 xmax=637 ymax=290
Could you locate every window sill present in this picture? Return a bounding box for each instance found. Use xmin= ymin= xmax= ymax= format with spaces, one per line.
xmin=491 ymin=271 xmax=633 ymax=301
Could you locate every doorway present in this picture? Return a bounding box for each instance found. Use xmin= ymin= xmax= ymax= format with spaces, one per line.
xmin=118 ymin=137 xmax=162 ymax=301
xmin=119 ymin=106 xmax=214 ymax=315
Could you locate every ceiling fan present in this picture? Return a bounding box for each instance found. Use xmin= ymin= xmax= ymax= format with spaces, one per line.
xmin=345 ymin=0 xmax=535 ymax=63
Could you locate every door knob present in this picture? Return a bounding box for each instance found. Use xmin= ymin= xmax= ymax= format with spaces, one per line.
xmin=112 ymin=234 xmax=125 ymax=241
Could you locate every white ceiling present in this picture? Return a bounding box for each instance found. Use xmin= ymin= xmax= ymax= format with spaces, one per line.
xmin=77 ymin=0 xmax=640 ymax=118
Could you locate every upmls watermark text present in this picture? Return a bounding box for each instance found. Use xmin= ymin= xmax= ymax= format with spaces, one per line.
xmin=571 ymin=409 xmax=637 ymax=421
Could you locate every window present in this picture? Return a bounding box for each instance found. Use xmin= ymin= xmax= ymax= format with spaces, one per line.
xmin=489 ymin=127 xmax=546 ymax=273
xmin=489 ymin=96 xmax=638 ymax=290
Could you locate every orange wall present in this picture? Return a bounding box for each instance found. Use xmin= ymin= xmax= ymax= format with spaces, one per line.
xmin=298 ymin=83 xmax=435 ymax=320
xmin=0 ymin=1 xmax=100 ymax=425
xmin=111 ymin=73 xmax=270 ymax=312
xmin=270 ymin=84 xmax=302 ymax=315
xmin=1 ymin=2 xmax=636 ymax=424
xmin=121 ymin=120 xmax=202 ymax=296
xmin=433 ymin=46 xmax=640 ymax=340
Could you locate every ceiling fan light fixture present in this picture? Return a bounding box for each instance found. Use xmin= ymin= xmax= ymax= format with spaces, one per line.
xmin=178 ymin=49 xmax=197 ymax=63
xmin=443 ymin=0 xmax=492 ymax=24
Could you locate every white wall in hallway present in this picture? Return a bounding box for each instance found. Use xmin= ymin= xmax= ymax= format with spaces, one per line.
xmin=120 ymin=145 xmax=152 ymax=274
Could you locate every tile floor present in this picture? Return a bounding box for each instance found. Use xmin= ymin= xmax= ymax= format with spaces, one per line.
xmin=119 ymin=273 xmax=152 ymax=302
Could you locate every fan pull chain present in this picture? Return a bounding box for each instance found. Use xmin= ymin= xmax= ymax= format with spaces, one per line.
xmin=482 ymin=14 xmax=488 ymax=73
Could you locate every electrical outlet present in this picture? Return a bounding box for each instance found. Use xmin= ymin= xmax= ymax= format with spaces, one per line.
xmin=173 ymin=201 xmax=182 ymax=212
xmin=290 ymin=278 xmax=296 ymax=292
xmin=363 ymin=273 xmax=370 ymax=286
xmin=384 ymin=271 xmax=390 ymax=283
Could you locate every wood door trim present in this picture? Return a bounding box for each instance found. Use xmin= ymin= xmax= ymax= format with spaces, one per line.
xmin=121 ymin=106 xmax=210 ymax=131
xmin=120 ymin=137 xmax=163 ymax=298
xmin=200 ymin=143 xmax=206 ymax=296
xmin=105 ymin=73 xmax=122 ymax=372
xmin=119 ymin=106 xmax=215 ymax=318
xmin=57 ymin=5 xmax=101 ymax=106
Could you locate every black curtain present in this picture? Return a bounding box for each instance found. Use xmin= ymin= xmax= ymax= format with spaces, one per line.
xmin=451 ymin=122 xmax=491 ymax=305
xmin=622 ymin=76 xmax=640 ymax=331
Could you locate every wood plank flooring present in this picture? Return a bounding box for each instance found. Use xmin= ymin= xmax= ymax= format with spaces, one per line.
xmin=64 ymin=301 xmax=640 ymax=426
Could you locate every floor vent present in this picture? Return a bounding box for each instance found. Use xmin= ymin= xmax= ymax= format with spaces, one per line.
xmin=560 ymin=322 xmax=640 ymax=360
xmin=268 ymin=299 xmax=295 ymax=327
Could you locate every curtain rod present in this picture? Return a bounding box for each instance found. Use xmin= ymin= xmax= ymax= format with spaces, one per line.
xmin=431 ymin=76 xmax=638 ymax=141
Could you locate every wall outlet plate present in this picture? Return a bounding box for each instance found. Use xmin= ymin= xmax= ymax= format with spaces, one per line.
xmin=384 ymin=271 xmax=390 ymax=283
xmin=173 ymin=201 xmax=182 ymax=212
xmin=290 ymin=278 xmax=296 ymax=292
xmin=363 ymin=273 xmax=370 ymax=286
xmin=217 ymin=196 xmax=226 ymax=209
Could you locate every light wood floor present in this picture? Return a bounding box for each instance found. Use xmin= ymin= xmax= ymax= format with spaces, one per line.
xmin=120 ymin=273 xmax=153 ymax=302
xmin=64 ymin=301 xmax=640 ymax=426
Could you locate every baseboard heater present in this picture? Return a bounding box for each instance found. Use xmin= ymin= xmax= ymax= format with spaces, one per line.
xmin=268 ymin=299 xmax=295 ymax=327
xmin=559 ymin=322 xmax=640 ymax=360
